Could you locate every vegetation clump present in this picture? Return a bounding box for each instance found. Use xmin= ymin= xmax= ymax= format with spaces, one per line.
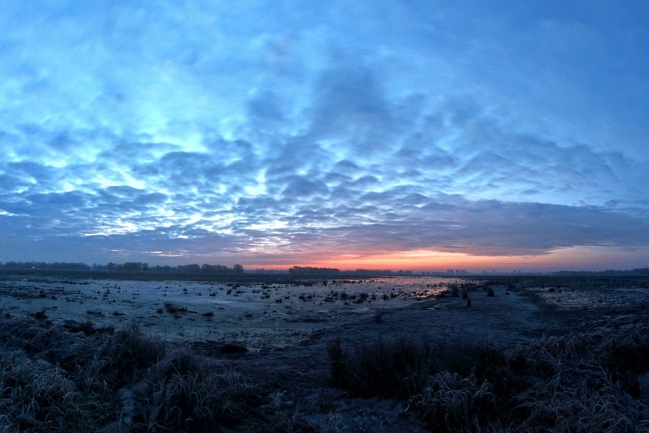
xmin=327 ymin=331 xmax=649 ymax=432
xmin=0 ymin=318 xmax=264 ymax=433
xmin=132 ymin=349 xmax=259 ymax=432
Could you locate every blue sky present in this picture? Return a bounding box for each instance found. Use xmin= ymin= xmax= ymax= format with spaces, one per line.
xmin=1 ymin=0 xmax=648 ymax=271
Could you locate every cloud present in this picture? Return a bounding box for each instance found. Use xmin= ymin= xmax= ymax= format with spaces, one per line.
xmin=307 ymin=60 xmax=397 ymax=158
xmin=3 ymin=87 xmax=648 ymax=266
xmin=281 ymin=175 xmax=329 ymax=199
xmin=1 ymin=1 xmax=648 ymax=268
xmin=278 ymin=198 xmax=649 ymax=258
xmin=247 ymin=90 xmax=285 ymax=123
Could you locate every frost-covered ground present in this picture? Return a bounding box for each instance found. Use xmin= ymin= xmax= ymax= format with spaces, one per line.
xmin=0 ymin=275 xmax=468 ymax=351
xmin=2 ymin=272 xmax=648 ymax=432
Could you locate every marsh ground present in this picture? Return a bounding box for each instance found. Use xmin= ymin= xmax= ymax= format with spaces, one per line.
xmin=1 ymin=272 xmax=648 ymax=432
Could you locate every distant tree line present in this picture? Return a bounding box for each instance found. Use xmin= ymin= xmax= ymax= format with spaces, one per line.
xmin=97 ymin=262 xmax=244 ymax=274
xmin=288 ymin=266 xmax=414 ymax=277
xmin=347 ymin=269 xmax=413 ymax=276
xmin=552 ymin=268 xmax=649 ymax=276
xmin=0 ymin=261 xmax=91 ymax=271
xmin=0 ymin=261 xmax=244 ymax=274
xmin=288 ymin=266 xmax=341 ymax=276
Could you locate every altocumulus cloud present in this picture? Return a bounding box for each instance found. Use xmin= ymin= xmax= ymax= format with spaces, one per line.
xmin=0 ymin=0 xmax=648 ymax=269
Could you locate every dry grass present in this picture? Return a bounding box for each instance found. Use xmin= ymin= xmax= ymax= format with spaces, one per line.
xmin=0 ymin=348 xmax=103 ymax=432
xmin=327 ymin=336 xmax=434 ymax=398
xmin=328 ymin=329 xmax=649 ymax=432
xmin=100 ymin=323 xmax=165 ymax=386
xmin=409 ymin=371 xmax=495 ymax=431
xmin=0 ymin=318 xmax=264 ymax=433
xmin=133 ymin=349 xmax=260 ymax=432
xmin=1 ymin=311 xmax=648 ymax=432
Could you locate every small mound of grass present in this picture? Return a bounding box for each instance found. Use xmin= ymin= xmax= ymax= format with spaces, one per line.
xmin=133 ymin=349 xmax=260 ymax=432
xmin=33 ymin=309 xmax=48 ymax=320
xmin=100 ymin=323 xmax=165 ymax=385
xmin=409 ymin=371 xmax=496 ymax=432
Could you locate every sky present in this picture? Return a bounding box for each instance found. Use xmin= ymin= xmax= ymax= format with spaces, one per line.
xmin=1 ymin=0 xmax=648 ymax=272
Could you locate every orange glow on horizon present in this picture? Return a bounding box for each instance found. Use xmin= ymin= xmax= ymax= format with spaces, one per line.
xmin=245 ymin=246 xmax=649 ymax=272
xmin=248 ymin=249 xmax=539 ymax=272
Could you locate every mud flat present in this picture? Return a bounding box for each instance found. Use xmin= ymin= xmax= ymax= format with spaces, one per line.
xmin=1 ymin=273 xmax=648 ymax=432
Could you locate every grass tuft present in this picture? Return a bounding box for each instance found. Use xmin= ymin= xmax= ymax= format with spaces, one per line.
xmin=0 ymin=348 xmax=103 ymax=432
xmin=100 ymin=323 xmax=165 ymax=385
xmin=133 ymin=350 xmax=260 ymax=432
xmin=409 ymin=371 xmax=495 ymax=431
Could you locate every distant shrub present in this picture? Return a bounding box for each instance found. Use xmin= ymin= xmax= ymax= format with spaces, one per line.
xmin=33 ymin=309 xmax=48 ymax=320
xmin=163 ymin=302 xmax=178 ymax=313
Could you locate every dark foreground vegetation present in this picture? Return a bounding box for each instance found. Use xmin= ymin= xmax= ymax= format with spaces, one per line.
xmin=328 ymin=331 xmax=649 ymax=432
xmin=0 ymin=318 xmax=262 ymax=433
xmin=1 ymin=313 xmax=648 ymax=432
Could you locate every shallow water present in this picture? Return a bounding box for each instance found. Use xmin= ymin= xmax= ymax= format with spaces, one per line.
xmin=0 ymin=275 xmax=467 ymax=350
